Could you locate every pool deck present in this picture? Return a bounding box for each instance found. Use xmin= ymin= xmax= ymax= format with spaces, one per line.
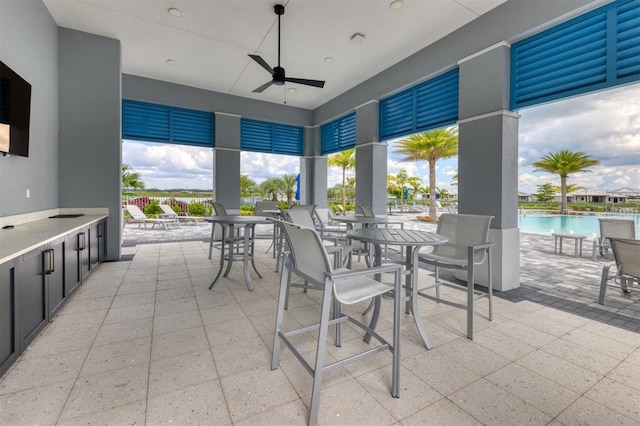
xmin=122 ymin=213 xmax=640 ymax=332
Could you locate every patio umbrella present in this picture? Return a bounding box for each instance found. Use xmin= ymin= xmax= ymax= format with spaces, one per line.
xmin=295 ymin=173 xmax=300 ymax=201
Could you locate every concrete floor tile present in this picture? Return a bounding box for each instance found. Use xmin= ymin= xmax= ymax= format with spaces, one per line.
xmin=152 ymin=309 xmax=204 ymax=335
xmin=56 ymin=401 xmax=146 ymax=426
xmin=556 ymin=396 xmax=640 ymax=426
xmin=540 ymin=337 xmax=621 ymax=376
xmin=205 ymin=317 xmax=259 ymax=348
xmin=0 ymin=380 xmax=74 ymax=425
xmin=149 ymin=349 xmax=218 ymax=397
xmin=220 ymin=367 xmax=298 ymax=423
xmin=93 ymin=317 xmax=153 ymax=346
xmin=584 ymin=377 xmax=640 ymax=422
xmin=80 ymin=337 xmax=151 ymax=377
xmin=211 ymin=336 xmax=271 ymax=378
xmin=151 ymin=326 xmax=209 ymax=361
xmin=234 ymin=399 xmax=309 ymax=426
xmin=402 ymin=397 xmax=482 ymax=425
xmin=450 ymin=378 xmax=552 ymax=425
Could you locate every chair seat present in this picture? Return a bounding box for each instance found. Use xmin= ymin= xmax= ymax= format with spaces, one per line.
xmin=420 ymin=252 xmax=468 ymax=268
xmin=331 ymin=268 xmax=392 ymax=304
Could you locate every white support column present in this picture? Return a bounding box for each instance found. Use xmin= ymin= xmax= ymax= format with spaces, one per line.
xmin=355 ymin=101 xmax=388 ymax=215
xmin=213 ymin=113 xmax=241 ymax=213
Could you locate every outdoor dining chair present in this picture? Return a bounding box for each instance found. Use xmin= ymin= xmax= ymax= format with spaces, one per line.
xmin=209 ymin=202 xmax=244 ymax=259
xmin=271 ymin=219 xmax=402 ymax=426
xmin=598 ymin=237 xmax=640 ymax=304
xmin=592 ymin=218 xmax=636 ymax=261
xmin=418 ymin=213 xmax=495 ymax=340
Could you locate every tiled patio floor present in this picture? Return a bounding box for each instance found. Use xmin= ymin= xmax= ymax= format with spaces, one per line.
xmin=1 ymin=215 xmax=638 ymax=425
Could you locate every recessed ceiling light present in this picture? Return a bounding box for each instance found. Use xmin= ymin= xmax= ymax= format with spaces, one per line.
xmin=166 ymin=59 xmax=177 ymax=65
xmin=390 ymin=0 xmax=404 ymax=10
xmin=324 ymin=57 xmax=335 ymax=63
xmin=287 ymin=87 xmax=297 ymax=94
xmin=168 ymin=7 xmax=182 ymax=17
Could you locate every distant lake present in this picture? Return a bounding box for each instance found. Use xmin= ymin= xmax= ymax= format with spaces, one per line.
xmin=518 ymin=213 xmax=640 ymax=238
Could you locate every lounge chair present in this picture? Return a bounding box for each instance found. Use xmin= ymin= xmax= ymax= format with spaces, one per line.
xmin=592 ymin=218 xmax=636 ymax=261
xmin=418 ymin=213 xmax=495 ymax=340
xmin=159 ymin=203 xmax=202 ymax=225
xmin=598 ymin=237 xmax=640 ymax=304
xmin=125 ymin=204 xmax=169 ymax=230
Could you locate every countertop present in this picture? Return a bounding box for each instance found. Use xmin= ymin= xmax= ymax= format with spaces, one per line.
xmin=0 ymin=212 xmax=108 ymax=264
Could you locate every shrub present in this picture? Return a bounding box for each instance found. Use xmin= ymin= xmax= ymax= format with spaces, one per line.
xmin=278 ymin=201 xmax=289 ymax=210
xmin=188 ymin=201 xmax=207 ymax=216
xmin=144 ymin=199 xmax=163 ymax=216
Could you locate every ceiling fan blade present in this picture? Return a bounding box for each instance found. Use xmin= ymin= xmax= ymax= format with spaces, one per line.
xmin=248 ymin=54 xmax=274 ymax=74
xmin=285 ymin=77 xmax=325 ymax=88
xmin=252 ymin=80 xmax=274 ymax=93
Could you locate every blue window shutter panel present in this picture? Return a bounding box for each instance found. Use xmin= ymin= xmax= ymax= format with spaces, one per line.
xmin=511 ymin=0 xmax=640 ymax=110
xmin=379 ymin=89 xmax=414 ymax=140
xmin=241 ymin=118 xmax=303 ymax=155
xmin=272 ymin=123 xmax=303 ymax=155
xmin=380 ymin=68 xmax=459 ymax=141
xmin=241 ymin=119 xmax=272 ymax=152
xmin=122 ymin=100 xmax=214 ymax=146
xmin=617 ymin=0 xmax=640 ymax=78
xmin=415 ymin=69 xmax=459 ymax=132
xmin=171 ymin=108 xmax=214 ymax=147
xmin=321 ymin=112 xmax=356 ymax=155
xmin=122 ymin=100 xmax=171 ymax=142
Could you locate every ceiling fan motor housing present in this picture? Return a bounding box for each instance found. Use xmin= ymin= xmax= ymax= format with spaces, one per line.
xmin=273 ymin=66 xmax=286 ymax=85
xmin=274 ymin=4 xmax=284 ymax=15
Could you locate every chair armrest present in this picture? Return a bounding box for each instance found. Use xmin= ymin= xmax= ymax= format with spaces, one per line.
xmin=326 ymin=263 xmax=402 ymax=280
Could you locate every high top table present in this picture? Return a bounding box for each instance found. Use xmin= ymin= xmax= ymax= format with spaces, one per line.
xmin=205 ymin=215 xmax=271 ymax=291
xmin=347 ymin=227 xmax=448 ymax=349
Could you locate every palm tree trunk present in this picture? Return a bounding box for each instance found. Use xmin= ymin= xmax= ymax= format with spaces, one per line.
xmin=561 ymin=174 xmax=567 ymax=214
xmin=429 ymin=160 xmax=437 ymax=221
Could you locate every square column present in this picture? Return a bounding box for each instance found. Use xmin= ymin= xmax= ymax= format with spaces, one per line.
xmin=213 ymin=113 xmax=241 ymax=212
xmin=457 ymin=42 xmax=520 ymax=291
xmin=300 ymin=126 xmax=328 ymax=207
xmin=355 ymin=101 xmax=388 ymax=215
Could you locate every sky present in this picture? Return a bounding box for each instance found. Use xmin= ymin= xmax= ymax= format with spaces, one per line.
xmin=123 ymin=82 xmax=640 ymax=194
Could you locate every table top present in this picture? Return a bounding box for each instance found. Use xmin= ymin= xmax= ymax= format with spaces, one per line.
xmin=332 ymin=215 xmax=391 ymax=225
xmin=552 ymin=233 xmax=587 ymax=238
xmin=347 ymin=228 xmax=448 ymax=246
xmin=204 ymin=215 xmax=271 ymax=225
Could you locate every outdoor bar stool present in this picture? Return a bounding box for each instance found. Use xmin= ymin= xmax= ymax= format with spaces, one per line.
xmin=208 ymin=202 xmax=244 ymax=259
xmin=271 ymin=219 xmax=402 ymax=426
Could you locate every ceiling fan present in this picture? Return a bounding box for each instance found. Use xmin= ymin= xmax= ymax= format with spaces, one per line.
xmin=249 ymin=4 xmax=325 ymax=93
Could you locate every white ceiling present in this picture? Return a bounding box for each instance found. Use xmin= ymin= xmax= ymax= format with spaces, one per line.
xmin=43 ymin=0 xmax=507 ymax=110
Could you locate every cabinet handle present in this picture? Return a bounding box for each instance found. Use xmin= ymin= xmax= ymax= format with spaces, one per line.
xmin=79 ymin=232 xmax=86 ymax=251
xmin=44 ymin=249 xmax=53 ymax=275
xmin=98 ymin=223 xmax=103 ymax=238
xmin=50 ymin=248 xmax=55 ymax=274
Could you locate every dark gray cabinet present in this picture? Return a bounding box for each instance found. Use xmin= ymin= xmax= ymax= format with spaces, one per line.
xmin=17 ymin=239 xmax=66 ymax=352
xmin=65 ymin=232 xmax=82 ymax=295
xmin=0 ymin=260 xmax=17 ymax=377
xmin=17 ymin=248 xmax=48 ymax=352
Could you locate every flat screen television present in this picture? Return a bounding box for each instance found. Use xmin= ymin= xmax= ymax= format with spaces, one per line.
xmin=0 ymin=60 xmax=31 ymax=157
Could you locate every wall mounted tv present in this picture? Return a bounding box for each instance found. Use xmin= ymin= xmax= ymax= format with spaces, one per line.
xmin=0 ymin=60 xmax=32 ymax=157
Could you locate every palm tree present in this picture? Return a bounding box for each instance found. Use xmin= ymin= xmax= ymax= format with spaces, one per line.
xmin=393 ymin=127 xmax=458 ymax=221
xmin=532 ymin=150 xmax=599 ymax=214
xmin=122 ymin=164 xmax=145 ymax=190
xmin=259 ymin=177 xmax=282 ymax=202
xmin=279 ymin=174 xmax=298 ymax=206
xmin=387 ymin=169 xmax=422 ymax=212
xmin=328 ymin=148 xmax=355 ymax=215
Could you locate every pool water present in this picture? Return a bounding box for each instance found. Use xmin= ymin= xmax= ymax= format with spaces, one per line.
xmin=518 ymin=214 xmax=640 ymax=238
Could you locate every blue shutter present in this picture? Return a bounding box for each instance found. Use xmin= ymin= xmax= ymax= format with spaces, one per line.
xmin=379 ymin=69 xmax=459 ymax=141
xmin=122 ymin=100 xmax=214 ymax=147
xmin=123 ymin=100 xmax=170 ymax=142
xmin=415 ymin=69 xmax=459 ymax=132
xmin=241 ymin=118 xmax=303 ymax=155
xmin=241 ymin=119 xmax=272 ymax=152
xmin=172 ymin=108 xmax=214 ymax=147
xmin=617 ymin=0 xmax=640 ymax=79
xmin=321 ymin=112 xmax=356 ymax=155
xmin=511 ymin=0 xmax=640 ymax=109
xmin=272 ymin=123 xmax=303 ymax=156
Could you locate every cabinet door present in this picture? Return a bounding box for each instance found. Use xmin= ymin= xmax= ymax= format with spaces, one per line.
xmin=47 ymin=238 xmax=66 ymax=317
xmin=17 ymin=248 xmax=48 ymax=352
xmin=89 ymin=225 xmax=99 ymax=270
xmin=0 ymin=261 xmax=18 ymax=377
xmin=97 ymin=220 xmax=107 ymax=262
xmin=65 ymin=233 xmax=81 ymax=295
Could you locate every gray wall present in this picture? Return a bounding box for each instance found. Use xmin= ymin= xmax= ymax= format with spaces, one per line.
xmin=123 ymin=74 xmax=313 ymax=127
xmin=0 ymin=0 xmax=59 ymax=216
xmin=58 ymin=29 xmax=122 ymax=260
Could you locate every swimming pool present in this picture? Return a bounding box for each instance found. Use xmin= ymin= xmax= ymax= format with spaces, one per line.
xmin=518 ymin=213 xmax=640 ymax=237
